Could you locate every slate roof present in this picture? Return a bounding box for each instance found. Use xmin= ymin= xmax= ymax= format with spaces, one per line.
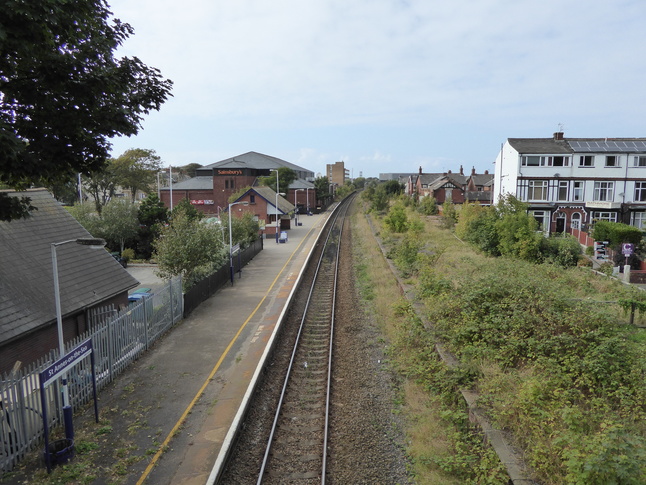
xmin=507 ymin=138 xmax=573 ymax=154
xmin=161 ymin=176 xmax=213 ymax=191
xmin=0 ymin=189 xmax=138 ymax=346
xmin=235 ymin=187 xmax=295 ymax=215
xmin=199 ymin=152 xmax=314 ymax=179
xmin=508 ymin=137 xmax=646 ymax=154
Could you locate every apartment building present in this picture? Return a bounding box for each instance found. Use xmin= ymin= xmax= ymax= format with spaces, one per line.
xmin=494 ymin=132 xmax=646 ymax=234
xmin=326 ymin=161 xmax=349 ymax=186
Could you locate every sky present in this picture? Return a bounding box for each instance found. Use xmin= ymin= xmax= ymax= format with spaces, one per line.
xmin=106 ymin=0 xmax=646 ymax=179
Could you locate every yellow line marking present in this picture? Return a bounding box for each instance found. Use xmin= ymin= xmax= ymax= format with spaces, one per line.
xmin=136 ymin=227 xmax=316 ymax=484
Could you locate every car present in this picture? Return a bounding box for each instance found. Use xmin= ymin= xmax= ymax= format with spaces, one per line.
xmin=111 ymin=252 xmax=127 ymax=268
xmin=128 ymin=287 xmax=152 ymax=304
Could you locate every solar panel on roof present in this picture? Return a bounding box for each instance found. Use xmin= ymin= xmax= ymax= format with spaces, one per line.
xmin=569 ymin=140 xmax=646 ymax=152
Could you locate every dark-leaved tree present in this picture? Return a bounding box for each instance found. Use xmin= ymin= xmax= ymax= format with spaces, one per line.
xmin=0 ymin=0 xmax=173 ymax=220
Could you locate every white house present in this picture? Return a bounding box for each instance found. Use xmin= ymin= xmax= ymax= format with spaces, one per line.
xmin=493 ymin=132 xmax=646 ymax=235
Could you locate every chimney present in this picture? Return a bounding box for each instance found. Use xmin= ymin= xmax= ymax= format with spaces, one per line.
xmin=447 ymin=169 xmax=452 ymax=174
xmin=471 ymin=167 xmax=476 ymax=176
xmin=554 ymin=131 xmax=564 ymax=140
xmin=459 ymin=165 xmax=464 ymax=175
xmin=419 ymin=166 xmax=422 ymax=174
xmin=484 ymin=170 xmax=489 ymax=175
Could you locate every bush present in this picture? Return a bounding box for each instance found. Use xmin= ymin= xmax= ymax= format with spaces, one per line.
xmin=591 ymin=221 xmax=643 ymax=248
xmin=121 ymin=248 xmax=135 ymax=262
xmin=540 ymin=234 xmax=582 ymax=267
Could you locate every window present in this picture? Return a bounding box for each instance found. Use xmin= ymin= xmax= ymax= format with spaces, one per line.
xmin=592 ymin=211 xmax=617 ymax=223
xmin=557 ymin=181 xmax=568 ymax=201
xmin=225 ymin=179 xmax=229 ymax=189
xmin=531 ymin=210 xmax=549 ymax=232
xmin=579 ymin=155 xmax=594 ymax=167
xmin=527 ymin=180 xmax=548 ymax=200
xmin=520 ymin=156 xmax=570 ymax=167
xmin=635 ymin=183 xmax=646 ymax=202
xmin=551 ymin=156 xmax=570 ymax=167
xmin=605 ymin=155 xmax=619 ymax=167
xmin=573 ymin=181 xmax=584 ymax=201
xmin=571 ymin=212 xmax=581 ymax=230
xmin=522 ymin=156 xmax=541 ymax=166
xmin=632 ymin=212 xmax=646 ymax=229
xmin=250 ymin=195 xmax=256 ymax=203
xmin=593 ymin=181 xmax=614 ymax=201
xmin=634 ymin=156 xmax=646 ymax=167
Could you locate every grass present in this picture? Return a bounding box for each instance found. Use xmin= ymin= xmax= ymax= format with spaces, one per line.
xmin=351 ymin=201 xmax=502 ymax=483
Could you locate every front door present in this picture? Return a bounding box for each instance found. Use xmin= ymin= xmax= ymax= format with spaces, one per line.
xmin=556 ymin=215 xmax=566 ymax=233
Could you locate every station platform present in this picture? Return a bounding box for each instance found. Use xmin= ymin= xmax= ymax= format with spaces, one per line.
xmin=111 ymin=213 xmax=327 ymax=484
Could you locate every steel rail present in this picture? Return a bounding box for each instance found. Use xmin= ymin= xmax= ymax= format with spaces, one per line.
xmin=257 ymin=194 xmax=353 ymax=484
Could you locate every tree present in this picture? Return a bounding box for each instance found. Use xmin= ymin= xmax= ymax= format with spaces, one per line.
xmin=137 ymin=193 xmax=168 ymax=260
xmin=138 ymin=193 xmax=168 ymax=227
xmin=313 ymin=176 xmax=330 ymax=202
xmin=84 ymin=161 xmax=119 ymax=214
xmin=112 ymin=148 xmax=162 ymax=201
xmin=153 ymin=208 xmax=225 ymax=285
xmin=99 ymin=199 xmax=139 ymax=253
xmin=67 ymin=202 xmax=102 ymax=237
xmin=171 ymin=198 xmax=202 ymax=222
xmin=259 ymin=167 xmax=296 ymax=194
xmin=0 ymin=1 xmax=173 ymax=220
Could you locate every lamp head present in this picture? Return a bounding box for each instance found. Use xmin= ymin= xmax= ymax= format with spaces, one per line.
xmin=76 ymin=238 xmax=106 ymax=249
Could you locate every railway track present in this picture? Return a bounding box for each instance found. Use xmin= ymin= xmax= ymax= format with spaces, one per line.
xmin=257 ymin=195 xmax=351 ymax=484
xmin=216 ymin=194 xmax=354 ymax=484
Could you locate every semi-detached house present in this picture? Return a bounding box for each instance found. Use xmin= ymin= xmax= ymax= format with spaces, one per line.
xmin=493 ymin=132 xmax=646 ymax=235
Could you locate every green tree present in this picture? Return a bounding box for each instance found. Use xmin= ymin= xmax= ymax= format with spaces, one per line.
xmin=153 ymin=208 xmax=225 ymax=285
xmin=99 ymin=199 xmax=139 ymax=253
xmin=0 ymin=1 xmax=173 ymax=220
xmin=136 ymin=194 xmax=168 ymax=260
xmin=384 ymin=202 xmax=408 ymax=232
xmin=224 ymin=212 xmax=260 ymax=249
xmin=314 ymin=176 xmax=331 ymax=203
xmin=370 ymin=185 xmax=389 ymax=212
xmin=67 ymin=202 xmax=102 ymax=237
xmin=171 ymin=198 xmax=202 ymax=222
xmin=440 ymin=201 xmax=458 ymax=229
xmin=259 ymin=167 xmax=296 ymax=194
xmin=84 ymin=161 xmax=119 ymax=214
xmin=417 ymin=196 xmax=438 ymax=216
xmin=138 ymin=194 xmax=168 ymax=227
xmin=353 ymin=177 xmax=366 ymax=189
xmin=113 ymin=148 xmax=162 ymax=201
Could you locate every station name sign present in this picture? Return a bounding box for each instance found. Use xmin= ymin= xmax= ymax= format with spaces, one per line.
xmin=40 ymin=339 xmax=93 ymax=387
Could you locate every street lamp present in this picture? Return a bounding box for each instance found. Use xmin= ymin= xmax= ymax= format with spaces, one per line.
xmin=294 ymin=189 xmax=304 ymax=225
xmin=305 ymin=187 xmax=310 ymax=214
xmin=169 ymin=166 xmax=173 ymax=211
xmin=51 ymin=237 xmax=106 ymax=441
xmin=270 ymin=169 xmax=280 ymax=243
xmin=228 ymin=201 xmax=249 ymax=283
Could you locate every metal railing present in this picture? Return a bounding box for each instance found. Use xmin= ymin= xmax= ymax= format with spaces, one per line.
xmin=0 ymin=276 xmax=182 ymax=472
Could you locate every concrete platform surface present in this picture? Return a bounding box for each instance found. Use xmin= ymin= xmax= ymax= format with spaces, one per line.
xmin=111 ymin=213 xmax=328 ymax=485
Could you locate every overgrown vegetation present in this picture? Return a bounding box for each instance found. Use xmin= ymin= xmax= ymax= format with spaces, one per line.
xmin=364 ymin=195 xmax=646 ymax=484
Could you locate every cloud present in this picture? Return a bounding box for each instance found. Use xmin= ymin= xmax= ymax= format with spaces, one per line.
xmin=107 ymin=0 xmax=646 ymax=176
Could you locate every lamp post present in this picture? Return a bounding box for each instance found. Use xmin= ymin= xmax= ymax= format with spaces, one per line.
xmin=271 ymin=169 xmax=280 ymax=243
xmin=305 ymin=187 xmax=310 ymax=214
xmin=169 ymin=166 xmax=173 ymax=211
xmin=51 ymin=237 xmax=106 ymax=441
xmin=294 ymin=189 xmax=304 ymax=225
xmin=228 ymin=201 xmax=249 ymax=283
